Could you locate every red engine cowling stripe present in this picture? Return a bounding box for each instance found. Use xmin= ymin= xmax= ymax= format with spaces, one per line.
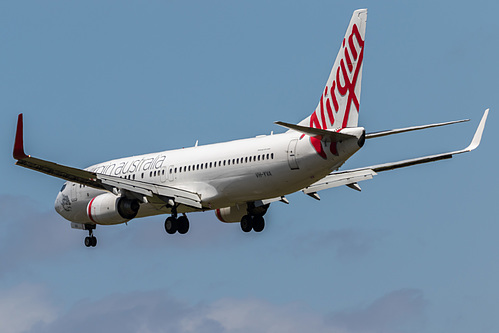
xmin=215 ymin=209 xmax=226 ymax=223
xmin=88 ymin=197 xmax=97 ymax=223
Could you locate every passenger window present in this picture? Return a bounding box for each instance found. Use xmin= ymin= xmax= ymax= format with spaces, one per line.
xmin=271 ymin=153 xmax=274 ymax=159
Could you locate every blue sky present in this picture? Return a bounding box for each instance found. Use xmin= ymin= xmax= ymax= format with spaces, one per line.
xmin=1 ymin=1 xmax=498 ymax=332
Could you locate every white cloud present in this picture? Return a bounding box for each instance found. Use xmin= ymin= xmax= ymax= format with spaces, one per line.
xmin=0 ymin=284 xmax=57 ymax=333
xmin=289 ymin=228 xmax=384 ymax=259
xmin=21 ymin=288 xmax=426 ymax=333
xmin=329 ymin=288 xmax=428 ymax=333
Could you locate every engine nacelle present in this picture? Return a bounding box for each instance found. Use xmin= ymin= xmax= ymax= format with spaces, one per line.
xmin=215 ymin=205 xmax=247 ymax=223
xmin=87 ymin=193 xmax=140 ymax=225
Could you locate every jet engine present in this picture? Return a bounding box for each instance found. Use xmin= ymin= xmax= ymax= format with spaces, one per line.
xmin=215 ymin=205 xmax=247 ymax=223
xmin=215 ymin=203 xmax=269 ymax=223
xmin=87 ymin=193 xmax=140 ymax=225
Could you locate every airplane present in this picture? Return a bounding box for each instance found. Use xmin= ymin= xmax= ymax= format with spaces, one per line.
xmin=13 ymin=9 xmax=489 ymax=247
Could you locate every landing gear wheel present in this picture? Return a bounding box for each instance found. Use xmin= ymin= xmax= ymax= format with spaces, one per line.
xmin=252 ymin=216 xmax=265 ymax=232
xmin=165 ymin=216 xmax=177 ymax=234
xmin=84 ymin=236 xmax=97 ymax=247
xmin=84 ymin=225 xmax=97 ymax=247
xmin=241 ymin=215 xmax=253 ymax=233
xmin=177 ymin=215 xmax=189 ymax=234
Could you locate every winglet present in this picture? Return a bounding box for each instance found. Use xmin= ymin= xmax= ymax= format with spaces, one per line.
xmin=465 ymin=108 xmax=489 ymax=152
xmin=13 ymin=113 xmax=29 ymax=160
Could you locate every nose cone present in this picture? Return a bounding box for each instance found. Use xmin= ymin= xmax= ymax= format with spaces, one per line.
xmin=55 ymin=192 xmax=63 ymax=214
xmin=55 ymin=189 xmax=72 ymax=218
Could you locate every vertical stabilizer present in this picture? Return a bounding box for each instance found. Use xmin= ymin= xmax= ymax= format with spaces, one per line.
xmin=299 ymin=9 xmax=367 ymax=130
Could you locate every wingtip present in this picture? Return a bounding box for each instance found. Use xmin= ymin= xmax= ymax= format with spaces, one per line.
xmin=465 ymin=108 xmax=489 ymax=152
xmin=13 ymin=113 xmax=29 ymax=160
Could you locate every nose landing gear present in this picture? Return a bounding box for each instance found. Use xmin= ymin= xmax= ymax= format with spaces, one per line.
xmin=84 ymin=224 xmax=97 ymax=247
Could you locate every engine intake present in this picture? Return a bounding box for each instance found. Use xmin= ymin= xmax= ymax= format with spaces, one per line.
xmin=87 ymin=193 xmax=140 ymax=225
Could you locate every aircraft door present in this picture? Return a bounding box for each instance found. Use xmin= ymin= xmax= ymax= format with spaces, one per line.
xmin=287 ymin=139 xmax=299 ymax=170
xmin=160 ymin=168 xmax=167 ymax=183
xmin=70 ymin=183 xmax=77 ymax=202
xmin=168 ymin=165 xmax=175 ymax=182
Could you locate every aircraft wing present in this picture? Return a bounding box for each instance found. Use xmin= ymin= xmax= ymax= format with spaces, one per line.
xmin=302 ymin=109 xmax=489 ymax=197
xmin=95 ymin=174 xmax=202 ymax=209
xmin=12 ymin=114 xmax=203 ymax=209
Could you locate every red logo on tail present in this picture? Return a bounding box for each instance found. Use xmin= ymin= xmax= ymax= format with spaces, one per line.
xmin=308 ymin=23 xmax=364 ymax=159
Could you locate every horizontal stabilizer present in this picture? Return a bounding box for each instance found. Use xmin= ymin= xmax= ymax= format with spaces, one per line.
xmin=366 ymin=119 xmax=469 ymax=139
xmin=274 ymin=121 xmax=356 ymax=142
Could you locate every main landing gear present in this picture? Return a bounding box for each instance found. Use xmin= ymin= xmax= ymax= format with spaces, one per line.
xmin=240 ymin=203 xmax=269 ymax=233
xmin=240 ymin=215 xmax=265 ymax=233
xmin=84 ymin=224 xmax=97 ymax=247
xmin=164 ymin=213 xmax=190 ymax=234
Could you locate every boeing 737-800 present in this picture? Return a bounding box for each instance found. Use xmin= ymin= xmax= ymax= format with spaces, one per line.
xmin=13 ymin=9 xmax=489 ymax=247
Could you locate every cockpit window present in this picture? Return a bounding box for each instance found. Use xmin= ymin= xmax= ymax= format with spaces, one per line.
xmin=60 ymin=184 xmax=66 ymax=192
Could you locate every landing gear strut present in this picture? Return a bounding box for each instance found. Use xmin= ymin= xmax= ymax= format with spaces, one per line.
xmin=84 ymin=224 xmax=97 ymax=247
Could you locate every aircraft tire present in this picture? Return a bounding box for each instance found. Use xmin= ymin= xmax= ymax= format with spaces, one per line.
xmin=84 ymin=237 xmax=92 ymax=247
xmin=241 ymin=215 xmax=253 ymax=233
xmin=91 ymin=236 xmax=97 ymax=247
xmin=252 ymin=216 xmax=265 ymax=232
xmin=177 ymin=216 xmax=189 ymax=234
xmin=165 ymin=217 xmax=177 ymax=234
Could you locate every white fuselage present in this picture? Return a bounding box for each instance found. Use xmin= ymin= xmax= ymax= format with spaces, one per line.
xmin=55 ymin=129 xmax=363 ymax=224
